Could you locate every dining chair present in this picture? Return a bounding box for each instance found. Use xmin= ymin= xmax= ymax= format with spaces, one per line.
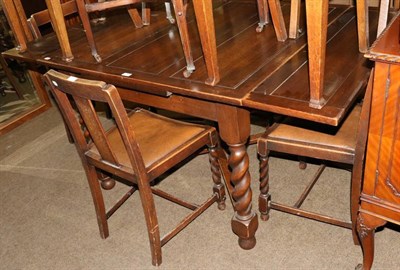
xmin=26 ymin=2 xmax=112 ymax=143
xmin=257 ymin=72 xmax=373 ymax=245
xmin=27 ymin=0 xmax=149 ymax=40
xmin=75 ymin=0 xmax=195 ymax=77
xmin=27 ymin=0 xmax=80 ymax=40
xmin=43 ymin=69 xmax=226 ymax=266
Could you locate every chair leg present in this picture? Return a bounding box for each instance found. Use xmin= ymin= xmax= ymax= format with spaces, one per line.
xmin=141 ymin=2 xmax=151 ymax=26
xmin=127 ymin=6 xmax=144 ymax=28
xmin=267 ymin=0 xmax=288 ymax=41
xmin=85 ymin=165 xmax=109 ymax=239
xmin=377 ymin=0 xmax=390 ymax=37
xmin=165 ymin=2 xmax=175 ymax=24
xmin=256 ymin=0 xmax=270 ymax=32
xmin=138 ymin=180 xmax=162 ymax=266
xmin=350 ymin=170 xmax=361 ymax=245
xmin=289 ymin=0 xmax=302 ymax=39
xmin=208 ymin=145 xmax=226 ymax=210
xmin=171 ymin=0 xmax=195 ymax=78
xmin=298 ymin=157 xmax=307 ymax=169
xmin=356 ymin=212 xmax=386 ymax=270
xmin=356 ymin=0 xmax=369 ymax=53
xmin=76 ymin=0 xmax=102 ymax=62
xmin=259 ymin=150 xmax=271 ymax=221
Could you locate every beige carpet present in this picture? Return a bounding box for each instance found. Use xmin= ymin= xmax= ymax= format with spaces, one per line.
xmin=1 ymin=107 xmax=400 ymax=270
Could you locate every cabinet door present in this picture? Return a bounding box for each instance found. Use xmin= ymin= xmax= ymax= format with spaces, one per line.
xmin=363 ymin=62 xmax=400 ymax=205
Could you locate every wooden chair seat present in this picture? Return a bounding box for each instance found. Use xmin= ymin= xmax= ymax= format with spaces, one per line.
xmin=264 ymin=105 xmax=361 ymax=164
xmin=87 ymin=108 xmax=211 ymax=179
xmin=44 ymin=69 xmax=226 ymax=266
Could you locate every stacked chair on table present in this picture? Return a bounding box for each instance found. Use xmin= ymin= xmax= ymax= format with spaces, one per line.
xmin=43 ymin=69 xmax=226 ymax=266
xmin=75 ymin=0 xmax=196 ymax=77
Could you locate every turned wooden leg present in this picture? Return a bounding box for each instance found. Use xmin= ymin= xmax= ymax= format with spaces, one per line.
xmin=229 ymin=143 xmax=258 ymax=249
xmin=218 ymin=106 xmax=257 ymax=249
xmin=356 ymin=211 xmax=386 ymax=270
xmin=258 ymin=152 xmax=271 ymax=221
xmin=209 ymin=144 xmax=226 ymax=210
xmin=208 ymin=130 xmax=226 ymax=210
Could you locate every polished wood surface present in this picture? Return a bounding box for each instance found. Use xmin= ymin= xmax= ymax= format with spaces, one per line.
xmin=356 ymin=13 xmax=400 ymax=270
xmin=3 ymin=2 xmax=377 ymax=125
xmin=1 ymin=1 xmax=379 ymax=249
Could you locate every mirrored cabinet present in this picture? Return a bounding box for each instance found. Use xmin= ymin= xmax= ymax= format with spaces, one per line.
xmin=0 ymin=1 xmax=51 ymax=135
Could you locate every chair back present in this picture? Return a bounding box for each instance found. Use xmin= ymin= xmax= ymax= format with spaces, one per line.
xmin=43 ymin=69 xmax=147 ymax=177
xmin=27 ymin=0 xmax=79 ymax=40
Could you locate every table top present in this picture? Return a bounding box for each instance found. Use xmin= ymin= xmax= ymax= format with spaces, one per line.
xmin=3 ymin=1 xmax=378 ymax=126
xmin=366 ymin=11 xmax=400 ymax=63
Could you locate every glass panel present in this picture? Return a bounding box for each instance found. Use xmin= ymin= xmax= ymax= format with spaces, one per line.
xmin=0 ymin=5 xmax=49 ymax=134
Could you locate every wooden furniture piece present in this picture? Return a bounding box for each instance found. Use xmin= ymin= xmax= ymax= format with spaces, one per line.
xmin=43 ymin=69 xmax=226 ymax=266
xmin=0 ymin=8 xmax=25 ymax=99
xmin=2 ymin=1 xmax=377 ymax=250
xmin=0 ymin=0 xmax=52 ymax=135
xmin=355 ymin=0 xmax=393 ymax=54
xmin=283 ymin=0 xmax=390 ymax=108
xmin=27 ymin=0 xmax=80 ymax=40
xmin=27 ymin=0 xmax=146 ymax=40
xmin=256 ymin=0 xmax=287 ymax=41
xmin=356 ymin=13 xmax=400 ymax=270
xmin=257 ymin=73 xmax=373 ymax=244
xmin=75 ymin=0 xmax=198 ymax=78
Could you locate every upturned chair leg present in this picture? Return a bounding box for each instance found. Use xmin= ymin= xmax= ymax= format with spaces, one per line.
xmin=76 ymin=0 xmax=102 ymax=62
xmin=141 ymin=2 xmax=151 ymax=26
xmin=267 ymin=0 xmax=288 ymax=41
xmin=289 ymin=0 xmax=301 ymax=39
xmin=258 ymin=151 xmax=271 ymax=221
xmin=208 ymin=145 xmax=226 ymax=210
xmin=171 ymin=0 xmax=195 ymax=78
xmin=127 ymin=6 xmax=144 ymax=28
xmin=256 ymin=0 xmax=270 ymax=32
xmin=165 ymin=2 xmax=175 ymax=24
xmin=86 ymin=165 xmax=109 ymax=239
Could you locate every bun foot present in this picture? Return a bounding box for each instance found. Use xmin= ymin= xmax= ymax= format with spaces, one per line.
xmin=239 ymin=236 xmax=256 ymax=250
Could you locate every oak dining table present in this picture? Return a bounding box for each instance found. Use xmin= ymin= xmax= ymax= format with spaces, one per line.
xmin=1 ymin=0 xmax=376 ymax=249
